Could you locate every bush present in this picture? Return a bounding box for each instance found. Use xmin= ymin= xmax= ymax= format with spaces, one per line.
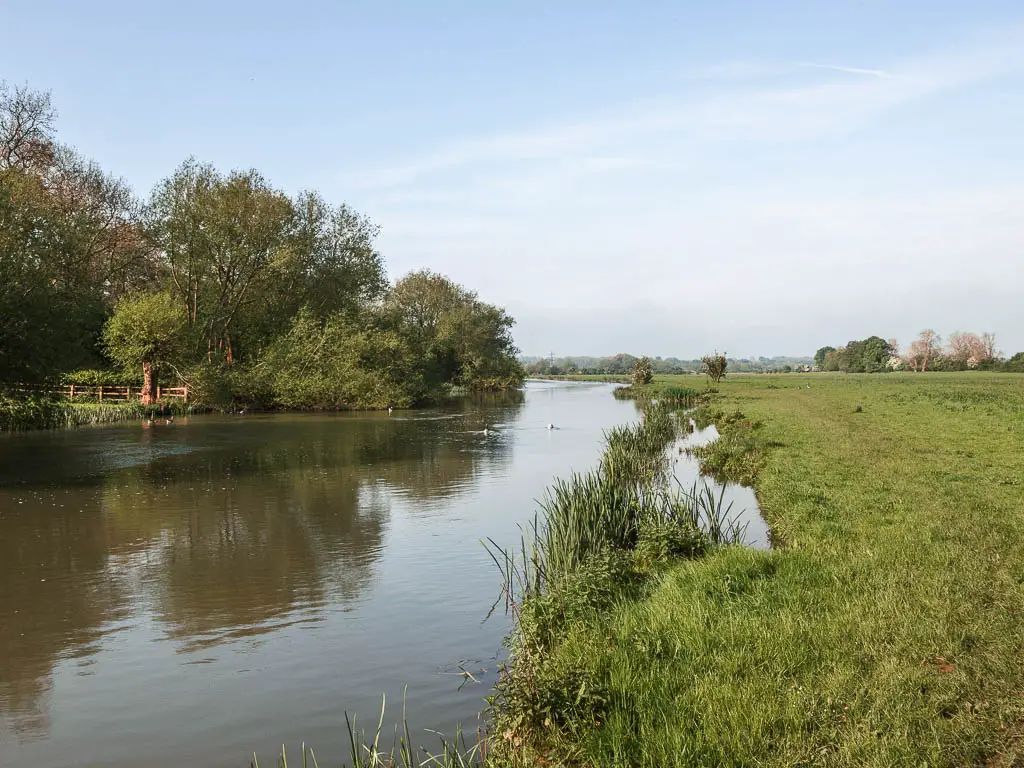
xmin=701 ymin=353 xmax=728 ymax=383
xmin=634 ymin=516 xmax=707 ymax=571
xmin=632 ymin=356 xmax=653 ymax=387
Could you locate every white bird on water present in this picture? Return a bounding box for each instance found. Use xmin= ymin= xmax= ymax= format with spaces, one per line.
xmin=388 ymin=406 xmax=393 ymax=415
xmin=483 ymin=427 xmax=490 ymax=436
xmin=547 ymin=423 xmax=554 ymax=430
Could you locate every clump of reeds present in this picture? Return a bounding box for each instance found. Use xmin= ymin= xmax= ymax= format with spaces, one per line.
xmin=0 ymin=396 xmax=196 ymax=432
xmin=486 ymin=401 xmax=746 ymax=610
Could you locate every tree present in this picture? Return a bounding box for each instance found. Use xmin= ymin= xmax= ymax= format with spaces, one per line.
xmin=632 ymin=356 xmax=653 ymax=387
xmin=701 ymin=353 xmax=727 ymax=384
xmin=385 ymin=270 xmax=523 ymax=390
xmin=0 ymin=82 xmax=56 ymax=171
xmin=859 ymin=336 xmax=895 ymax=373
xmin=1 ymin=84 xmax=151 ymax=383
xmin=263 ymin=307 xmax=427 ymax=409
xmin=147 ymin=160 xmax=294 ymax=365
xmin=814 ymin=346 xmax=836 ymax=369
xmin=103 ymin=292 xmax=188 ymax=403
xmin=904 ymin=329 xmax=941 ymax=372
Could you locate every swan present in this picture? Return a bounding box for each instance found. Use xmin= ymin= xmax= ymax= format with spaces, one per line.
xmin=547 ymin=423 xmax=554 ymax=430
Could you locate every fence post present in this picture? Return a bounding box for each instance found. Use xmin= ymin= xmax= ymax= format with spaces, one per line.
xmin=70 ymin=384 xmax=75 ymax=399
xmin=183 ymin=385 xmax=189 ymax=404
xmin=156 ymin=386 xmax=162 ymax=400
xmin=127 ymin=386 xmax=132 ymax=400
xmin=98 ymin=385 xmax=103 ymax=402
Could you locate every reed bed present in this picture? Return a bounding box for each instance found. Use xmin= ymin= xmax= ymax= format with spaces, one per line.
xmin=0 ymin=396 xmax=193 ymax=432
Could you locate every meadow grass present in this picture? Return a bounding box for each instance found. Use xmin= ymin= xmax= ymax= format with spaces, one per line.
xmin=525 ymin=372 xmax=1024 ymax=765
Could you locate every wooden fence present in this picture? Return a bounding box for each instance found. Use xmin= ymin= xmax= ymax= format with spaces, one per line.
xmin=2 ymin=384 xmax=189 ymax=402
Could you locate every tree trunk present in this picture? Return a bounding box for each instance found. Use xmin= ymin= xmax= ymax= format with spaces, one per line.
xmin=141 ymin=362 xmax=157 ymax=404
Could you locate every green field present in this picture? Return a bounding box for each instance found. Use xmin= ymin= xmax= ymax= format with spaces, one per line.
xmin=518 ymin=372 xmax=1024 ymax=766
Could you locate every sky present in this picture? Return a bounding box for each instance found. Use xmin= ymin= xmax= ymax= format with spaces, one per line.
xmin=2 ymin=1 xmax=1022 ymax=358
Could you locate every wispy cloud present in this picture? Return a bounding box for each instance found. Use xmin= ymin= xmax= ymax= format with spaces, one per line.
xmin=797 ymin=62 xmax=895 ymax=78
xmin=344 ymin=28 xmax=1024 ymax=192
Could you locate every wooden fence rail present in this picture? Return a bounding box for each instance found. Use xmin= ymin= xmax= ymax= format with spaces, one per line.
xmin=2 ymin=384 xmax=189 ymax=402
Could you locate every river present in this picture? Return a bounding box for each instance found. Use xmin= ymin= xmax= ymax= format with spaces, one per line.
xmin=0 ymin=381 xmax=646 ymax=766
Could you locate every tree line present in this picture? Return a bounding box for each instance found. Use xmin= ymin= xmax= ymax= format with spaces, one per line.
xmin=815 ymin=330 xmax=1022 ymax=373
xmin=0 ymin=83 xmax=523 ymax=408
xmin=523 ymin=353 xmax=812 ymax=376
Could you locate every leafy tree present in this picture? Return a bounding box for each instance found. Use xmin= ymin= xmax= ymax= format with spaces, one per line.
xmin=147 ymin=160 xmax=294 ymax=364
xmin=701 ymin=353 xmax=727 ymax=383
xmin=814 ymin=346 xmax=836 ymax=369
xmin=0 ymin=84 xmax=151 ymax=383
xmin=632 ymin=357 xmax=654 ymax=387
xmin=262 ymin=307 xmax=427 ymax=409
xmin=102 ymin=292 xmax=188 ymax=402
xmin=385 ymin=270 xmax=523 ymax=390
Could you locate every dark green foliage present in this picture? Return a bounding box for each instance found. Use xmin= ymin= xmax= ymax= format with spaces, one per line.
xmin=385 ymin=271 xmax=524 ymax=392
xmin=819 ymin=336 xmax=896 ymax=373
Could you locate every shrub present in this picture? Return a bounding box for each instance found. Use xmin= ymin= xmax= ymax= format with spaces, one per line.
xmin=632 ymin=356 xmax=654 ymax=387
xmin=701 ymin=353 xmax=728 ymax=383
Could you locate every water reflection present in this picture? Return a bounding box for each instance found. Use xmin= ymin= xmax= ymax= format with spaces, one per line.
xmin=0 ymin=395 xmax=524 ymax=740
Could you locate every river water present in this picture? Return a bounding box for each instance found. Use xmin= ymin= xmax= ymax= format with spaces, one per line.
xmin=0 ymin=381 xmax=766 ymax=767
xmin=0 ymin=381 xmax=645 ymax=766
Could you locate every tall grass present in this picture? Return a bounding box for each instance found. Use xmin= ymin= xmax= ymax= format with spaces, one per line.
xmin=486 ymin=402 xmax=744 ymax=608
xmin=0 ymin=396 xmax=193 ymax=432
xmin=612 ymin=383 xmax=704 ymax=408
xmin=252 ymin=695 xmax=488 ymax=768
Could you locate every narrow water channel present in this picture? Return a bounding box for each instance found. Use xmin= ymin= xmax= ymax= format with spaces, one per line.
xmin=670 ymin=419 xmax=770 ymax=549
xmin=0 ymin=381 xmax=639 ymax=767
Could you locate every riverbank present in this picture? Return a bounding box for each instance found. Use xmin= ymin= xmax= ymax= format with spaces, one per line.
xmin=0 ymin=396 xmax=196 ymax=432
xmin=500 ymin=372 xmax=1024 ymax=765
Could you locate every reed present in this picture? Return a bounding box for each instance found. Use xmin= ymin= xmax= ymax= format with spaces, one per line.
xmin=0 ymin=396 xmax=195 ymax=432
xmin=253 ymin=695 xmax=488 ymax=768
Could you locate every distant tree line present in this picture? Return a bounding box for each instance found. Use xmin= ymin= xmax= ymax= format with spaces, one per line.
xmin=815 ymin=330 xmax=1022 ymax=373
xmin=523 ymin=353 xmax=812 ymax=376
xmin=0 ymin=83 xmax=523 ymax=408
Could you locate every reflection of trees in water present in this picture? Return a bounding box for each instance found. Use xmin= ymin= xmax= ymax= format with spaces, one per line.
xmin=0 ymin=393 xmax=524 ymax=737
xmin=0 ymin=491 xmax=127 ymax=738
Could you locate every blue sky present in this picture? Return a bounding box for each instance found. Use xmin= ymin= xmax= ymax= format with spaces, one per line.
xmin=3 ymin=1 xmax=1022 ymax=357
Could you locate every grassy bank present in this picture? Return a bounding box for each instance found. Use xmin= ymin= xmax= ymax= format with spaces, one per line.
xmin=0 ymin=397 xmax=194 ymax=432
xmin=513 ymin=372 xmax=1024 ymax=765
